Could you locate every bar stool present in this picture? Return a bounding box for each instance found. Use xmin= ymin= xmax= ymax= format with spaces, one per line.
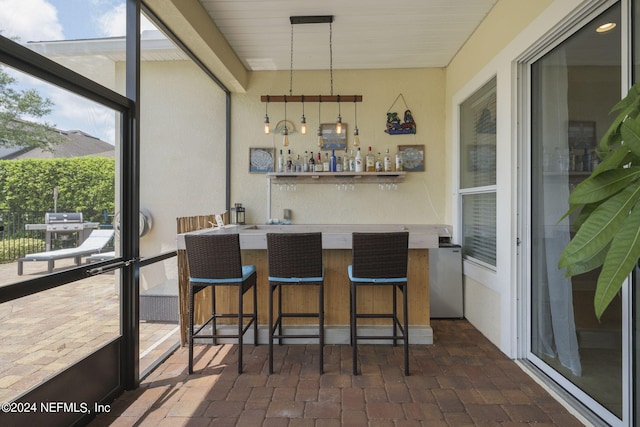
xmin=184 ymin=233 xmax=258 ymax=374
xmin=349 ymin=232 xmax=409 ymax=375
xmin=266 ymin=232 xmax=324 ymax=374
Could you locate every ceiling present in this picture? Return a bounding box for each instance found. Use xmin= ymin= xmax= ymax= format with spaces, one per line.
xmin=198 ymin=0 xmax=499 ymax=71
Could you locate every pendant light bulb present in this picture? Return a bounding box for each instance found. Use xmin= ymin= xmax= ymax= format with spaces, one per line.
xmin=335 ymin=97 xmax=342 ymax=134
xmin=283 ymin=126 xmax=289 ymax=147
xmin=300 ymin=96 xmax=307 ymax=135
xmin=264 ymin=115 xmax=270 ymax=134
xmin=317 ymin=127 xmax=323 ymax=147
xmin=352 ymin=100 xmax=359 ymax=145
xmin=264 ymin=96 xmax=271 ymax=134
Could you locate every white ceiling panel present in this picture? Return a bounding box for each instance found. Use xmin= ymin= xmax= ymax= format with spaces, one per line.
xmin=198 ymin=0 xmax=498 ymax=70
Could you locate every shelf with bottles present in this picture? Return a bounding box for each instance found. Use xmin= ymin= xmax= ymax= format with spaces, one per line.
xmin=266 ymin=171 xmax=406 ymax=185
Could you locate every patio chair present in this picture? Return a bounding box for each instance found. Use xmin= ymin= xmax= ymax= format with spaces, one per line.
xmin=18 ymin=229 xmax=115 ymax=275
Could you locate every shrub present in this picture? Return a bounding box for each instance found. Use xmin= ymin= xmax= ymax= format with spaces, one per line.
xmin=0 ymin=237 xmax=45 ymax=264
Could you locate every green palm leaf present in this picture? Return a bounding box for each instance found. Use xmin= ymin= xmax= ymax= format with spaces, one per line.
xmin=590 ymin=144 xmax=630 ymax=178
xmin=572 ymin=203 xmax=598 ymax=232
xmin=569 ymin=167 xmax=640 ymax=204
xmin=559 ymin=185 xmax=640 ymax=268
xmin=621 ymin=118 xmax=640 ymax=157
xmin=594 ymin=205 xmax=640 ymax=319
xmin=565 ymin=242 xmax=609 ymax=277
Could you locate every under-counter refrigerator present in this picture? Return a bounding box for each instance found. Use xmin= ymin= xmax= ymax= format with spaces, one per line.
xmin=429 ymin=244 xmax=464 ymax=318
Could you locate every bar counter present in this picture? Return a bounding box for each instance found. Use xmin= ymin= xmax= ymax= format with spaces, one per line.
xmin=177 ymin=224 xmax=452 ymax=345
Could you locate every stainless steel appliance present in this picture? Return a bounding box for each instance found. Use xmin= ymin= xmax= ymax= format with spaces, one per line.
xmin=25 ymin=212 xmax=99 ymax=251
xmin=429 ymin=243 xmax=464 ymax=318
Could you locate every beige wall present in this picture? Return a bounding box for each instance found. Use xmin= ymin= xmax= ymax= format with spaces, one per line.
xmin=231 ymin=68 xmax=448 ymax=225
xmin=444 ymin=0 xmax=586 ymax=354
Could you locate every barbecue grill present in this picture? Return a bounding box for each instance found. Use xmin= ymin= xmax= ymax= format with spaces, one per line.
xmin=26 ymin=212 xmax=100 ymax=251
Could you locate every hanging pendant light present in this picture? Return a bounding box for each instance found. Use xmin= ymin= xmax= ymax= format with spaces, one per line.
xmin=283 ymin=96 xmax=289 ymax=147
xmin=260 ymin=16 xmax=362 ymax=137
xmin=264 ymin=95 xmax=271 ymax=134
xmin=353 ymin=99 xmax=360 ymax=146
xmin=335 ymin=95 xmax=342 ymax=134
xmin=300 ymin=95 xmax=307 ymax=135
xmin=317 ymin=96 xmax=323 ymax=147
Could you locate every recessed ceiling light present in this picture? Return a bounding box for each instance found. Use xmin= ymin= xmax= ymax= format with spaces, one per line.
xmin=596 ymin=22 xmax=617 ymax=33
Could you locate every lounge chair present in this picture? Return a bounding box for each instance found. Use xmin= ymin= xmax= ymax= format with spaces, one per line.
xmin=18 ymin=229 xmax=115 ymax=275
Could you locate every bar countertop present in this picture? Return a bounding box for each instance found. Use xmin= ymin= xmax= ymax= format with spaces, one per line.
xmin=176 ymin=223 xmax=452 ymax=250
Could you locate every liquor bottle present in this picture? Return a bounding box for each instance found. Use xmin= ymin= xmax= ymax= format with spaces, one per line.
xmin=286 ymin=149 xmax=293 ymax=172
xmin=309 ymin=151 xmax=315 ymax=172
xmin=342 ymin=150 xmax=350 ymax=171
xmin=303 ymin=151 xmax=309 ymax=172
xmin=323 ymin=153 xmax=330 ymax=172
xmin=315 ymin=152 xmax=324 ymax=172
xmin=330 ymin=149 xmax=337 ymax=172
xmin=375 ymin=152 xmax=383 ymax=172
xmin=336 ymin=156 xmax=343 ymax=172
xmin=349 ymin=149 xmax=356 ymax=172
xmin=355 ymin=147 xmax=364 ymax=172
xmin=395 ymin=149 xmax=403 ymax=172
xmin=365 ymin=146 xmax=375 ymax=172
xmin=384 ymin=148 xmax=392 ymax=172
xmin=295 ymin=155 xmax=302 ymax=172
xmin=277 ymin=149 xmax=284 ymax=173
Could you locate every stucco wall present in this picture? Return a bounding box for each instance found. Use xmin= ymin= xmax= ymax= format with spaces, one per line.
xmin=231 ymin=68 xmax=448 ymax=226
xmin=138 ymin=60 xmax=228 ymax=289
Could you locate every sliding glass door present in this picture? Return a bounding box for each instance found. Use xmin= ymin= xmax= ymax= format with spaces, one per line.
xmin=528 ymin=2 xmax=625 ymax=425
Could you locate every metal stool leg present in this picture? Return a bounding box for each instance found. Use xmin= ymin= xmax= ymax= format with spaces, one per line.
xmin=253 ymin=282 xmax=259 ymax=345
xmin=319 ymin=282 xmax=324 ymax=374
xmin=238 ymin=283 xmax=244 ymax=374
xmin=188 ymin=284 xmax=195 ymax=374
xmin=392 ymin=284 xmax=398 ymax=347
xmin=351 ymin=282 xmax=358 ymax=375
xmin=277 ymin=285 xmax=283 ymax=346
xmin=211 ymin=286 xmax=217 ymax=345
xmin=268 ymin=283 xmax=274 ymax=374
xmin=403 ymin=284 xmax=409 ymax=375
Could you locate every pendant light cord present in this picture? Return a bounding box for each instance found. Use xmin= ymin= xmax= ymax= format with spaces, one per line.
xmin=329 ymin=21 xmax=333 ymax=96
xmin=289 ymin=23 xmax=294 ymax=96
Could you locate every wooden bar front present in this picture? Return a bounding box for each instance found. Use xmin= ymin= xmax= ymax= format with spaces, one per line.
xmin=177 ymin=224 xmax=447 ymax=345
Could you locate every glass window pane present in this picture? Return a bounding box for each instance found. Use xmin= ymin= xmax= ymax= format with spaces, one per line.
xmin=0 ymin=64 xmax=119 ymax=284
xmin=136 ymin=11 xmax=227 ymax=376
xmin=0 ymin=275 xmax=120 ymax=402
xmin=530 ymin=2 xmax=621 ymax=418
xmin=0 ymin=0 xmax=132 ymax=96
xmin=460 ymin=77 xmax=496 ymax=189
xmin=462 ymin=192 xmax=496 ymax=266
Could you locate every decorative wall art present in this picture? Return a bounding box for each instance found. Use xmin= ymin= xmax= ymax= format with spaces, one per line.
xmin=398 ymin=144 xmax=424 ymax=171
xmin=320 ymin=123 xmax=347 ymax=150
xmin=385 ymin=93 xmax=417 ymax=135
xmin=274 ymin=120 xmax=297 ymax=135
xmin=249 ymin=147 xmax=275 ymax=173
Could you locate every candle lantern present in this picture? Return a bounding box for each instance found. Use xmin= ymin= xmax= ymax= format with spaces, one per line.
xmin=231 ymin=203 xmax=245 ymax=225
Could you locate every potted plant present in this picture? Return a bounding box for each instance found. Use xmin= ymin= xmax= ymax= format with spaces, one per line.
xmin=560 ymin=82 xmax=640 ymax=319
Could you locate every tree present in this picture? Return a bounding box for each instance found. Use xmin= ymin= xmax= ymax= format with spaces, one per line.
xmin=0 ymin=65 xmax=62 ymax=149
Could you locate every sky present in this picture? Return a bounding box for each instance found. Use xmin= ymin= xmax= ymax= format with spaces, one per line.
xmin=0 ymin=0 xmax=157 ymax=144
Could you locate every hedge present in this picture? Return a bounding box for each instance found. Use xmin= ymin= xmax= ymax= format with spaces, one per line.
xmin=0 ymin=157 xmax=115 ymax=223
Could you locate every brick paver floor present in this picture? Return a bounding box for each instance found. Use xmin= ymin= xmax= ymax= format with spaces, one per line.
xmin=90 ymin=320 xmax=587 ymax=426
xmin=0 ymin=260 xmax=180 ymax=403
